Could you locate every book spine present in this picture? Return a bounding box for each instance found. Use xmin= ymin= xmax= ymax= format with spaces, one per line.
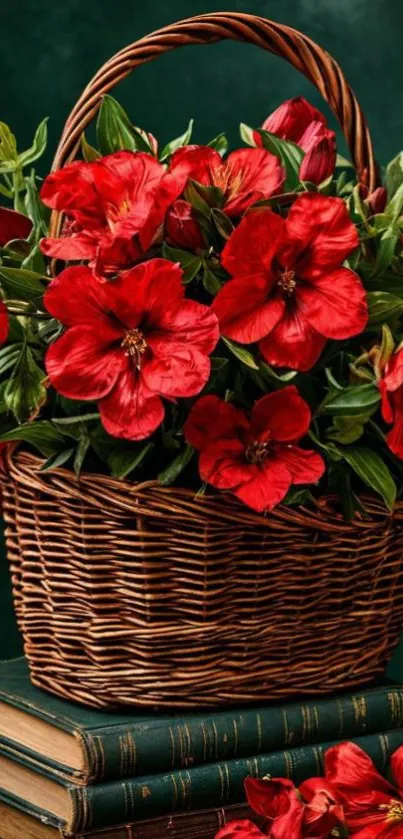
xmin=85 ymin=685 xmax=403 ymax=782
xmin=71 ymin=728 xmax=403 ymax=831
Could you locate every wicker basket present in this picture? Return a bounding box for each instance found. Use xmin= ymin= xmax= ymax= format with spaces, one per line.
xmin=3 ymin=12 xmax=403 ymax=709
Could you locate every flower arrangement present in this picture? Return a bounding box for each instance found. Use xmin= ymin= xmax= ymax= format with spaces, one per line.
xmin=215 ymin=741 xmax=403 ymax=838
xmin=0 ymin=95 xmax=402 ymax=515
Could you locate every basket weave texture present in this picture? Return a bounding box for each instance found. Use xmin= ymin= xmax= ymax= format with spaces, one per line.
xmin=4 ymin=451 xmax=403 ymax=708
xmin=3 ymin=12 xmax=396 ymax=708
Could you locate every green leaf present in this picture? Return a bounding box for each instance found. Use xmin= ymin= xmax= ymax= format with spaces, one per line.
xmin=253 ymin=127 xmax=304 ymax=191
xmin=0 ymin=266 xmax=47 ymax=303
xmin=259 ymin=362 xmax=297 ymax=383
xmin=17 ymin=118 xmax=48 ymax=169
xmin=0 ymin=344 xmax=22 ymax=376
xmin=372 ymin=226 xmax=400 ymax=276
xmin=108 ymin=442 xmax=153 ymax=479
xmin=96 ymin=96 xmax=147 ymax=155
xmin=74 ymin=433 xmax=90 ymax=476
xmin=202 ymin=264 xmax=223 ymax=295
xmin=211 ymin=356 xmax=228 ymax=370
xmin=4 ymin=345 xmax=46 ymax=422
xmin=336 ymin=153 xmax=354 ymax=168
xmin=239 ymin=123 xmax=256 ymax=147
xmin=211 ymin=208 xmax=234 ymax=240
xmin=81 ymin=134 xmax=101 ymax=162
xmin=162 ymin=244 xmax=202 ymax=283
xmin=320 ymin=383 xmax=381 ymax=417
xmin=222 ymin=336 xmax=259 ymax=370
xmin=24 ymin=171 xmax=49 ymax=237
xmin=158 ymin=444 xmax=194 ymax=486
xmin=386 ymin=151 xmax=403 ymax=200
xmin=385 ymin=182 xmax=403 ymax=223
xmin=326 ymin=414 xmax=370 ymax=445
xmin=0 ymin=421 xmax=65 ymax=457
xmin=40 ymin=447 xmax=75 ymax=472
xmin=367 ymin=291 xmax=403 ymax=325
xmin=207 ymin=132 xmax=228 ymax=156
xmin=52 ymin=413 xmax=100 ymax=426
xmin=159 ymin=119 xmax=194 ymax=162
xmin=0 ymin=122 xmax=17 ymax=164
xmin=340 ymin=446 xmax=396 ymax=510
xmin=283 ymin=487 xmax=312 ymax=506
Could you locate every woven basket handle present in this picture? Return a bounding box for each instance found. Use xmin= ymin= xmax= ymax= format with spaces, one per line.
xmin=50 ymin=11 xmax=379 ymax=236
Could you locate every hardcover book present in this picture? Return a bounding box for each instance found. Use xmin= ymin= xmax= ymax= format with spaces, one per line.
xmin=1 ymin=658 xmax=402 ymax=785
xmin=1 ymin=729 xmax=402 ymax=833
xmin=0 ymin=802 xmax=256 ymax=839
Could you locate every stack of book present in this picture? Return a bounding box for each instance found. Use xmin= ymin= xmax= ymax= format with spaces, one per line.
xmin=1 ymin=658 xmax=403 ymax=838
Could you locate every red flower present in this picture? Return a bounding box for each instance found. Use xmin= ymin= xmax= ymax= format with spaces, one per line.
xmin=40 ymin=151 xmax=183 ymax=276
xmin=212 ymin=194 xmax=366 ymax=371
xmin=325 ymin=741 xmax=403 ymax=837
xmin=255 ymin=97 xmax=336 ymax=185
xmin=44 ymin=259 xmax=219 ymax=440
xmin=184 ymin=387 xmax=324 ymax=512
xmin=299 ymin=778 xmax=345 ymax=838
xmin=168 ymin=146 xmax=284 ymax=216
xmin=215 ymin=821 xmax=266 ymax=839
xmin=0 ymin=301 xmax=8 ymax=346
xmin=379 ymin=347 xmax=403 ymax=459
xmin=165 ymin=198 xmax=205 ymax=250
xmin=245 ymin=777 xmax=304 ymax=838
xmin=364 ymin=186 xmax=388 ymax=215
xmin=0 ymin=205 xmax=32 ymax=246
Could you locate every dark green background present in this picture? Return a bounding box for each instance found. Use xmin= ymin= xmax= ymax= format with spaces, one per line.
xmin=1 ymin=0 xmax=403 ymax=676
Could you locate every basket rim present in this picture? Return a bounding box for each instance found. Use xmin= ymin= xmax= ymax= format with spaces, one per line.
xmin=3 ymin=447 xmax=398 ymax=532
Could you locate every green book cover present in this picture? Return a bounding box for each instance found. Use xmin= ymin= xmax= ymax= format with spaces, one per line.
xmin=1 ymin=658 xmax=403 ymax=785
xmin=0 ymin=729 xmax=402 ymax=832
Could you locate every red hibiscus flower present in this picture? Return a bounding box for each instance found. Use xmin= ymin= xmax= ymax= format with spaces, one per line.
xmin=299 ymin=778 xmax=345 ymax=838
xmin=212 ymin=193 xmax=366 ymax=371
xmin=168 ymin=145 xmax=285 ymax=217
xmin=44 ymin=259 xmax=219 ymax=440
xmin=325 ymin=741 xmax=403 ymax=837
xmin=0 ymin=205 xmax=33 ymax=246
xmin=0 ymin=301 xmax=8 ymax=347
xmin=255 ymin=97 xmax=336 ymax=185
xmin=165 ymin=198 xmax=205 ymax=250
xmin=40 ymin=151 xmax=183 ymax=276
xmin=184 ymin=386 xmax=324 ymax=512
xmin=215 ymin=822 xmax=266 ymax=839
xmin=379 ymin=346 xmax=403 ymax=459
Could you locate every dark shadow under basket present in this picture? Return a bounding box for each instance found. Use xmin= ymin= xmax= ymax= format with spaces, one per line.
xmin=3 ymin=450 xmax=403 ymax=709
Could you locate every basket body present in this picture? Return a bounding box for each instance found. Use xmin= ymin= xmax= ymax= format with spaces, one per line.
xmin=3 ymin=451 xmax=403 ymax=709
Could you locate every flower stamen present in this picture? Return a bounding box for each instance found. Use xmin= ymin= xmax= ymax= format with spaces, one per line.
xmin=278 ymin=268 xmax=297 ymax=296
xmin=246 ymin=441 xmax=270 ymax=464
xmin=121 ymin=328 xmax=148 ymax=371
xmin=379 ymin=800 xmax=403 ymax=821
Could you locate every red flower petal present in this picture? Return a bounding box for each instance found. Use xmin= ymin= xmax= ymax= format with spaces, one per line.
xmin=212 ymin=274 xmax=284 ymax=344
xmin=385 ymin=349 xmax=403 ymax=392
xmin=298 ymin=267 xmax=368 ymax=340
xmin=261 ymin=97 xmax=327 ymax=143
xmin=165 ymin=199 xmax=205 ymax=249
xmin=299 ymin=778 xmax=339 ymax=804
xmin=102 ymin=259 xmax=185 ymax=331
xmin=285 ymin=194 xmax=359 ymax=272
xmin=234 ymin=458 xmax=292 ymax=512
xmin=274 ymin=446 xmax=325 ymax=485
xmin=199 ymin=439 xmax=255 ymax=490
xmin=143 ymin=343 xmax=211 ymax=398
xmin=215 ymin=820 xmax=266 ymax=839
xmin=325 ymin=742 xmax=395 ymax=799
xmin=386 ymin=388 xmax=403 ymax=459
xmin=223 ymin=148 xmax=284 ymax=215
xmin=380 ymin=379 xmax=394 ymax=424
xmin=40 ymin=160 xmax=103 ymax=225
xmin=299 ymin=124 xmax=336 ymax=185
xmin=0 ymin=300 xmax=9 ymax=346
xmin=139 ymin=170 xmax=185 ymax=253
xmin=40 ymin=231 xmax=97 ymax=261
xmin=151 ymin=298 xmax=219 ymax=355
xmin=0 ymin=206 xmax=33 ymax=246
xmin=184 ymin=395 xmax=249 ymax=450
xmin=250 ymin=386 xmax=312 ymax=443
xmin=45 ymin=325 xmax=121 ymax=400
xmin=391 ymin=746 xmax=403 ymax=795
xmin=258 ymin=309 xmax=326 ymax=371
xmin=221 ymin=208 xmax=285 ymax=277
xmin=245 ymin=778 xmax=304 ymax=839
xmin=99 ymin=366 xmax=164 ymax=440
xmin=44 ymin=266 xmax=112 ymax=327
xmin=168 ymin=145 xmax=222 ymax=186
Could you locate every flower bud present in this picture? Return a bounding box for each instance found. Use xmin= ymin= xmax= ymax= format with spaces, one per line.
xmin=165 ymin=199 xmax=205 ymax=250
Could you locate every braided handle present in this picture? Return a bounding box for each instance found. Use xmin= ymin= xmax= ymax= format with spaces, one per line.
xmin=51 ymin=11 xmax=379 ymax=225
